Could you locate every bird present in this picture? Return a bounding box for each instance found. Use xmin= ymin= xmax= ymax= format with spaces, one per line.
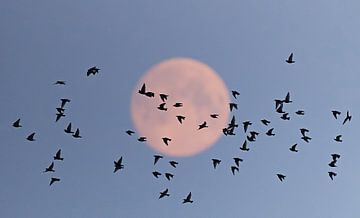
xmin=328 ymin=172 xmax=337 ymax=180
xmin=43 ymin=162 xmax=55 ymax=173
xmin=53 ymin=149 xmax=64 ymax=161
xmin=328 ymin=160 xmax=337 ymax=168
xmin=114 ymin=157 xmax=124 ymax=173
xmin=301 ymin=136 xmax=312 ymax=143
xmin=87 ymin=66 xmax=100 ymax=76
xmin=289 ymin=144 xmax=298 ymax=152
xmin=228 ymin=116 xmax=238 ymax=128
xmin=300 ymin=128 xmax=309 ymax=137
xmin=240 ymin=140 xmax=250 ymax=151
xmin=210 ymin=114 xmax=219 ymax=118
xmin=229 ymin=103 xmax=238 ymax=111
xmin=162 ymin=137 xmax=172 ymax=146
xmin=332 ymin=110 xmax=341 ymax=119
xmin=231 ymin=90 xmax=240 ymax=99
xmin=274 ymin=99 xmax=284 ymax=110
xmin=295 ymin=110 xmax=305 ymax=115
xmin=72 ymin=128 xmax=82 ymax=138
xmin=159 ymin=94 xmax=168 ymax=102
xmin=331 ymin=153 xmax=341 ymax=161
xmin=334 ymin=135 xmax=342 ymax=142
xmin=276 ymin=103 xmax=285 ymax=114
xmin=49 ymin=177 xmax=60 ymax=186
xmin=343 ymin=110 xmax=352 ymax=125
xmin=283 ymin=92 xmax=292 ymax=103
xmin=231 ymin=166 xmax=239 ymax=175
xmin=165 ymin=173 xmax=174 ymax=181
xmin=138 ymin=137 xmax=146 ymax=142
xmin=212 ymin=159 xmax=221 ymax=169
xmin=176 ymin=115 xmax=185 ymax=124
xmin=243 ymin=121 xmax=252 ymax=133
xmin=54 ymin=80 xmax=66 ymax=85
xmin=60 ymin=98 xmax=70 ymax=109
xmin=64 ymin=123 xmax=74 ymax=134
xmin=138 ymin=83 xmax=146 ymax=95
xmin=55 ymin=112 xmax=65 ymax=122
xmin=280 ymin=113 xmax=290 ymax=120
xmin=286 ymin=53 xmax=295 ymax=64
xmin=249 ymin=131 xmax=260 ymax=137
xmin=126 ymin=130 xmax=135 ymax=136
xmin=152 ymin=171 xmax=162 ymax=178
xmin=173 ymin=103 xmax=183 ymax=107
xmin=153 ymin=155 xmax=163 ymax=165
xmin=159 ymin=188 xmax=170 ymax=199
xmin=198 ymin=121 xmax=208 ymax=130
xmin=247 ymin=135 xmax=256 ymax=142
xmin=157 ymin=103 xmax=168 ymax=111
xmin=12 ymin=119 xmax=22 ymax=128
xmin=266 ymin=128 xmax=275 ymax=136
xmin=277 ymin=174 xmax=286 ymax=182
xmin=261 ymin=119 xmax=270 ymax=126
xmin=182 ymin=192 xmax=193 ymax=204
xmin=26 ymin=132 xmax=36 ymax=141
xmin=169 ymin=161 xmax=178 ymax=168
xmin=233 ymin=158 xmax=243 ymax=167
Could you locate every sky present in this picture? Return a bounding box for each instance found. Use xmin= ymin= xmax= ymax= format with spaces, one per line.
xmin=1 ymin=0 xmax=360 ymax=217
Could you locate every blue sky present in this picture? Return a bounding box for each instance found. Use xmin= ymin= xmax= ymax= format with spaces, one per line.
xmin=1 ymin=1 xmax=360 ymax=217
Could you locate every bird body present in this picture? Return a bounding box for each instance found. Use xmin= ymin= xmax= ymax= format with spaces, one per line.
xmin=64 ymin=123 xmax=73 ymax=134
xmin=231 ymin=90 xmax=240 ymax=99
xmin=162 ymin=137 xmax=172 ymax=146
xmin=157 ymin=103 xmax=168 ymax=111
xmin=87 ymin=66 xmax=100 ymax=76
xmin=289 ymin=144 xmax=298 ymax=152
xmin=72 ymin=128 xmax=82 ymax=138
xmin=183 ymin=192 xmax=193 ymax=203
xmin=286 ymin=53 xmax=295 ymax=64
xmin=266 ymin=128 xmax=275 ymax=136
xmin=49 ymin=177 xmax=60 ymax=186
xmin=53 ymin=149 xmax=64 ymax=161
xmin=13 ymin=119 xmax=22 ymax=128
xmin=277 ymin=174 xmax=286 ymax=182
xmin=198 ymin=121 xmax=208 ymax=130
xmin=159 ymin=189 xmax=170 ymax=199
xmin=169 ymin=161 xmax=178 ymax=168
xmin=212 ymin=159 xmax=221 ymax=169
xmin=176 ymin=115 xmax=185 ymax=124
xmin=114 ymin=157 xmax=124 ymax=173
xmin=44 ymin=162 xmax=55 ymax=173
xmin=153 ymin=155 xmax=163 ymax=165
xmin=26 ymin=132 xmax=36 ymax=141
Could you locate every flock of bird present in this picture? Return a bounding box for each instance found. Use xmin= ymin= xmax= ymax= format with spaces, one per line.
xmin=9 ymin=53 xmax=353 ymax=204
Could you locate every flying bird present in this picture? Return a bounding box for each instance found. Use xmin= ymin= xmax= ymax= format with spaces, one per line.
xmin=301 ymin=136 xmax=312 ymax=143
xmin=276 ymin=103 xmax=285 ymax=114
xmin=300 ymin=128 xmax=309 ymax=137
xmin=295 ymin=110 xmax=305 ymax=115
xmin=159 ymin=188 xmax=170 ymax=199
xmin=229 ymin=103 xmax=238 ymax=111
xmin=240 ymin=140 xmax=250 ymax=151
xmin=152 ymin=171 xmax=162 ymax=178
xmin=49 ymin=177 xmax=60 ymax=186
xmin=233 ymin=158 xmax=243 ymax=167
xmin=173 ymin=102 xmax=183 ymax=107
xmin=72 ymin=128 xmax=82 ymax=138
xmin=157 ymin=103 xmax=168 ymax=111
xmin=53 ymin=149 xmax=64 ymax=161
xmin=228 ymin=116 xmax=238 ymax=128
xmin=277 ymin=174 xmax=286 ymax=182
xmin=286 ymin=53 xmax=295 ymax=64
xmin=334 ymin=135 xmax=342 ymax=142
xmin=328 ymin=160 xmax=337 ymax=168
xmin=261 ymin=119 xmax=270 ymax=126
xmin=12 ymin=119 xmax=22 ymax=128
xmin=331 ymin=153 xmax=341 ymax=161
xmin=283 ymin=92 xmax=292 ymax=103
xmin=182 ymin=192 xmax=193 ymax=204
xmin=165 ymin=173 xmax=174 ymax=181
xmin=332 ymin=110 xmax=341 ymax=119
xmin=176 ymin=115 xmax=185 ymax=124
xmin=159 ymin=94 xmax=168 ymax=102
xmin=126 ymin=130 xmax=135 ymax=136
xmin=54 ymin=80 xmax=66 ymax=85
xmin=162 ymin=137 xmax=172 ymax=146
xmin=266 ymin=128 xmax=275 ymax=136
xmin=114 ymin=157 xmax=124 ymax=173
xmin=210 ymin=114 xmax=219 ymax=119
xmin=280 ymin=113 xmax=290 ymax=120
xmin=26 ymin=132 xmax=36 ymax=141
xmin=64 ymin=123 xmax=74 ymax=134
xmin=343 ymin=110 xmax=352 ymax=125
xmin=60 ymin=98 xmax=70 ymax=109
xmin=153 ymin=155 xmax=163 ymax=165
xmin=274 ymin=99 xmax=284 ymax=110
xmin=198 ymin=121 xmax=208 ymax=130
xmin=212 ymin=159 xmax=221 ymax=169
xmin=87 ymin=66 xmax=100 ymax=76
xmin=243 ymin=121 xmax=252 ymax=133
xmin=328 ymin=172 xmax=337 ymax=180
xmin=289 ymin=144 xmax=298 ymax=152
xmin=43 ymin=162 xmax=55 ymax=173
xmin=231 ymin=166 xmax=239 ymax=175
xmin=231 ymin=90 xmax=240 ymax=99
xmin=169 ymin=161 xmax=178 ymax=168
xmin=138 ymin=137 xmax=147 ymax=142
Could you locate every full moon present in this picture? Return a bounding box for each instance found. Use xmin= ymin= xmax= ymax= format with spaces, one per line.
xmin=130 ymin=58 xmax=230 ymax=157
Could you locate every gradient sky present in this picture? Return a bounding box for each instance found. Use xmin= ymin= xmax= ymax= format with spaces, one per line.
xmin=1 ymin=1 xmax=360 ymax=217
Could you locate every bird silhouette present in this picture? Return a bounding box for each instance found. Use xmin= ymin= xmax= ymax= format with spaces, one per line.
xmin=233 ymin=157 xmax=243 ymax=167
xmin=198 ymin=121 xmax=208 ymax=130
xmin=126 ymin=130 xmax=135 ymax=136
xmin=176 ymin=115 xmax=185 ymax=124
xmin=114 ymin=157 xmax=124 ymax=173
xmin=266 ymin=128 xmax=275 ymax=136
xmin=87 ymin=66 xmax=100 ymax=76
xmin=328 ymin=172 xmax=337 ymax=180
xmin=152 ymin=171 xmax=162 ymax=178
xmin=138 ymin=137 xmax=146 ymax=142
xmin=53 ymin=149 xmax=64 ymax=161
xmin=334 ymin=135 xmax=342 ymax=142
xmin=49 ymin=177 xmax=60 ymax=186
xmin=64 ymin=123 xmax=74 ymax=134
xmin=60 ymin=98 xmax=70 ymax=109
xmin=331 ymin=153 xmax=341 ymax=161
xmin=157 ymin=103 xmax=168 ymax=111
xmin=138 ymin=83 xmax=146 ymax=95
xmin=231 ymin=166 xmax=239 ymax=175
xmin=289 ymin=144 xmax=298 ymax=152
xmin=153 ymin=155 xmax=163 ymax=165
xmin=343 ymin=110 xmax=352 ymax=125
xmin=159 ymin=94 xmax=168 ymax=102
xmin=243 ymin=121 xmax=252 ymax=133
xmin=332 ymin=110 xmax=341 ymax=119
xmin=276 ymin=103 xmax=285 ymax=114
xmin=240 ymin=140 xmax=250 ymax=151
xmin=72 ymin=128 xmax=82 ymax=138
xmin=43 ymin=162 xmax=55 ymax=173
xmin=54 ymin=80 xmax=66 ymax=85
xmin=229 ymin=103 xmax=238 ymax=111
xmin=280 ymin=113 xmax=290 ymax=120
xmin=261 ymin=119 xmax=270 ymax=126
xmin=228 ymin=116 xmax=238 ymax=128
xmin=286 ymin=53 xmax=295 ymax=64
xmin=12 ymin=119 xmax=22 ymax=128
xmin=328 ymin=160 xmax=337 ymax=168
xmin=182 ymin=192 xmax=193 ymax=203
xmin=295 ymin=110 xmax=305 ymax=115
xmin=159 ymin=188 xmax=170 ymax=199
xmin=301 ymin=136 xmax=312 ymax=143
xmin=162 ymin=137 xmax=172 ymax=146
xmin=173 ymin=102 xmax=183 ymax=107
xmin=247 ymin=135 xmax=256 ymax=142
xmin=232 ymin=90 xmax=240 ymax=99
xmin=212 ymin=159 xmax=221 ymax=169
xmin=26 ymin=132 xmax=36 ymax=141
xmin=165 ymin=173 xmax=174 ymax=181
xmin=274 ymin=99 xmax=284 ymax=110
xmin=210 ymin=114 xmax=219 ymax=118
xmin=283 ymin=92 xmax=292 ymax=103
xmin=55 ymin=112 xmax=65 ymax=122
xmin=300 ymin=128 xmax=309 ymax=137
xmin=277 ymin=174 xmax=286 ymax=182
xmin=169 ymin=161 xmax=178 ymax=168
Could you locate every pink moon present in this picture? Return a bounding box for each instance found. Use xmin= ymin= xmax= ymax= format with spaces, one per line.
xmin=130 ymin=58 xmax=230 ymax=157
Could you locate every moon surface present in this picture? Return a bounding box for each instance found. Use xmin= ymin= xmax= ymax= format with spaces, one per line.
xmin=130 ymin=58 xmax=230 ymax=157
